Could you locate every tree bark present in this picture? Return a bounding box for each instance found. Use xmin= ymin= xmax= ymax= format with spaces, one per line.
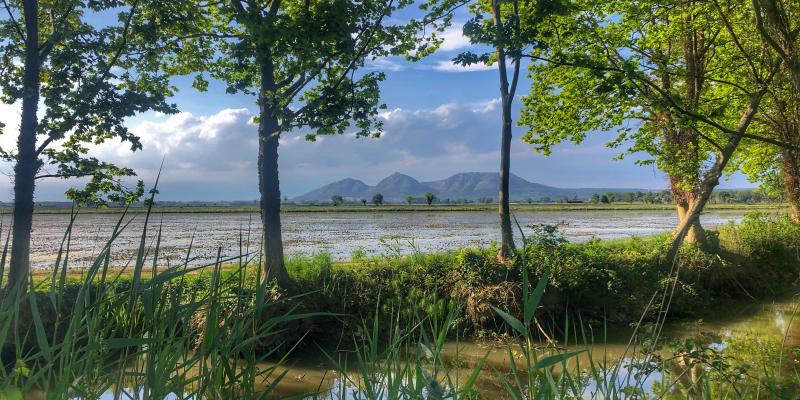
xmin=754 ymin=0 xmax=800 ymax=91
xmin=491 ymin=0 xmax=518 ymax=258
xmin=498 ymin=97 xmax=514 ymax=257
xmin=660 ymin=17 xmax=709 ymax=244
xmin=668 ymin=92 xmax=767 ymax=261
xmin=258 ymin=55 xmax=289 ymax=286
xmin=8 ymin=0 xmax=42 ymax=293
xmin=675 ymin=199 xmax=707 ymax=243
xmin=783 ymin=150 xmax=800 ymax=222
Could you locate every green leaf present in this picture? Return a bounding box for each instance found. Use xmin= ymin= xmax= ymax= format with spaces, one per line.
xmin=525 ymin=270 xmax=550 ymax=324
xmin=491 ymin=305 xmax=526 ymax=337
xmin=533 ymin=350 xmax=585 ymax=370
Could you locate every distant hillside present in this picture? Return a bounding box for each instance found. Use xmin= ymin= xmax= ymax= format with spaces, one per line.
xmin=292 ymin=178 xmax=372 ymax=202
xmin=291 ymin=172 xmax=652 ymax=203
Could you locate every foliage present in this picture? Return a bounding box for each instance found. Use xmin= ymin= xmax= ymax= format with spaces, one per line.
xmin=424 ymin=192 xmax=435 ymax=205
xmin=0 ymin=0 xmax=178 ymax=204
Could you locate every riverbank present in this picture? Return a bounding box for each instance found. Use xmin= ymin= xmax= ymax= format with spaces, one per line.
xmin=31 ymin=213 xmax=800 ymax=336
xmin=15 ymin=202 xmax=787 ymax=214
xmin=5 ymin=214 xmax=800 ymax=398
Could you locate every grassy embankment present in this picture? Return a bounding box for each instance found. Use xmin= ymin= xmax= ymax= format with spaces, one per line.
xmin=28 ymin=213 xmax=800 ymax=337
xmin=4 ymin=213 xmax=800 ymax=398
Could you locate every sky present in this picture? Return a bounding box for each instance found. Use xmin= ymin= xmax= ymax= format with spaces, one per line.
xmin=0 ymin=14 xmax=753 ymax=202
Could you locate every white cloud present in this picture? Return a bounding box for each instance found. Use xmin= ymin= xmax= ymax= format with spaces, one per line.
xmin=0 ymin=101 xmax=21 ymax=152
xmin=433 ymin=60 xmax=495 ymax=72
xmin=366 ymin=57 xmax=405 ymax=72
xmin=438 ymin=23 xmax=472 ymax=51
xmin=91 ymin=108 xmax=258 ymax=184
xmin=0 ymin=98 xmax=712 ymax=201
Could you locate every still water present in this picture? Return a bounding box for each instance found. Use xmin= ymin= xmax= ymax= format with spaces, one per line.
xmin=14 ymin=209 xmax=753 ymax=269
xmin=89 ymin=298 xmax=800 ymax=399
xmin=259 ymin=299 xmax=800 ymax=399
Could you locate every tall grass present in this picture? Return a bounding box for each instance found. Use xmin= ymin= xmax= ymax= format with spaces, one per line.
xmin=0 ymin=192 xmax=316 ymax=399
xmin=0 ymin=202 xmax=798 ymax=399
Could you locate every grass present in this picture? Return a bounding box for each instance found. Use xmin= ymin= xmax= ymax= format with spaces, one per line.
xmin=16 ymin=201 xmax=786 ymax=214
xmin=2 ymin=201 xmax=800 ymax=398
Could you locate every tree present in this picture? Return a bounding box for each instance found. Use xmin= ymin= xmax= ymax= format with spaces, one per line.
xmin=520 ymin=0 xmax=783 ymax=253
xmin=405 ymin=195 xmax=414 ymax=205
xmin=424 ymin=191 xmax=435 ymax=205
xmin=0 ymin=0 xmax=177 ymax=291
xmin=331 ymin=195 xmax=344 ymax=206
xmin=372 ymin=193 xmax=384 ymax=206
xmin=753 ymin=0 xmax=800 ymax=91
xmin=423 ymin=0 xmax=566 ymax=258
xmin=737 ymin=1 xmax=800 ymax=221
xmin=600 ymin=195 xmax=609 ymax=204
xmin=361 ymin=198 xmax=367 ymax=206
xmin=175 ymin=0 xmax=427 ymax=285
xmin=590 ymin=193 xmax=600 ymax=204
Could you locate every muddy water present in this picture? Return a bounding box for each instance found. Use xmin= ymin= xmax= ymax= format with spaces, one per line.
xmin=11 ymin=209 xmax=752 ymax=269
xmin=258 ymin=299 xmax=800 ymax=399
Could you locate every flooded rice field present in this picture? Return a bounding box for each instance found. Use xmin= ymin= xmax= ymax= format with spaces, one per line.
xmin=12 ymin=209 xmax=754 ymax=268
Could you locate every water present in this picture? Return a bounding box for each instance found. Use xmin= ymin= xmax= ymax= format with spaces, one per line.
xmin=83 ymin=298 xmax=800 ymax=399
xmin=261 ymin=298 xmax=800 ymax=399
xmin=13 ymin=209 xmax=753 ymax=269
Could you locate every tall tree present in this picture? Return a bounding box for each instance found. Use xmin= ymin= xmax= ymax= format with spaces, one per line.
xmin=737 ymin=63 xmax=800 ymax=220
xmin=441 ymin=0 xmax=565 ymax=258
xmin=753 ymin=0 xmax=799 ymax=91
xmin=174 ymin=0 xmax=426 ymax=285
xmin=737 ymin=0 xmax=800 ymax=221
xmin=519 ymin=0 xmax=783 ymax=251
xmin=0 ymin=0 xmax=176 ymax=291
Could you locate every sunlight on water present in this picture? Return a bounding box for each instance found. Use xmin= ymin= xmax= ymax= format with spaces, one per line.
xmin=10 ymin=210 xmax=750 ymax=269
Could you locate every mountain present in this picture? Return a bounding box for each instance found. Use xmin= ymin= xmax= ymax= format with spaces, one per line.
xmin=423 ymin=172 xmax=559 ymax=199
xmin=292 ymin=172 xmax=652 ymax=203
xmin=292 ymin=178 xmax=371 ymax=203
xmin=372 ymin=173 xmax=433 ymax=199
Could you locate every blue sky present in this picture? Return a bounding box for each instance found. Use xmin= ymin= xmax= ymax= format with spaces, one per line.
xmin=0 ymin=14 xmax=752 ymax=201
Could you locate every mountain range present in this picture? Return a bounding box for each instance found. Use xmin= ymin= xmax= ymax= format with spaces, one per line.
xmin=291 ymin=172 xmax=650 ymax=203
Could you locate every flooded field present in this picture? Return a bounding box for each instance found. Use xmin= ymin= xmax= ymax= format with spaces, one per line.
xmin=12 ymin=209 xmax=756 ymax=268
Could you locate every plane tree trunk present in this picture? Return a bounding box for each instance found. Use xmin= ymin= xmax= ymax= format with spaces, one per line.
xmin=258 ymin=53 xmax=289 ymax=286
xmin=782 ymin=148 xmax=800 ymax=222
xmin=8 ymin=0 xmax=42 ymax=293
xmin=662 ymin=19 xmax=709 ymax=245
xmin=673 ymin=186 xmax=706 ymax=245
xmin=491 ymin=0 xmax=520 ymax=259
xmin=668 ymin=92 xmax=767 ymax=260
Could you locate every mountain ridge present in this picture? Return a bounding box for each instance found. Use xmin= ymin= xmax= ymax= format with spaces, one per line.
xmin=291 ymin=172 xmax=653 ymax=203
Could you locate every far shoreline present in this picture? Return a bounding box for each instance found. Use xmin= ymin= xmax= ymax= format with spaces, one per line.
xmin=7 ymin=202 xmax=788 ymax=214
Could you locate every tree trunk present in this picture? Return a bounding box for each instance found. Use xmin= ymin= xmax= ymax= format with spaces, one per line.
xmin=675 ymin=200 xmax=706 ymax=244
xmin=668 ymin=92 xmax=766 ymax=261
xmin=8 ymin=0 xmax=41 ymax=293
xmin=661 ymin=20 xmax=709 ymax=245
xmin=498 ymin=99 xmax=514 ymax=257
xmin=258 ymin=56 xmax=289 ymax=286
xmin=491 ymin=0 xmax=517 ymax=258
xmin=754 ymin=0 xmax=800 ymax=91
xmin=782 ymin=149 xmax=800 ymax=222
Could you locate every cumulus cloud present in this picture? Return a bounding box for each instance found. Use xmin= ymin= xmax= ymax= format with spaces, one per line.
xmin=438 ymin=23 xmax=472 ymax=51
xmin=433 ymin=60 xmax=495 ymax=72
xmin=2 ymin=96 xmax=757 ymax=202
xmin=93 ymin=108 xmax=258 ymax=183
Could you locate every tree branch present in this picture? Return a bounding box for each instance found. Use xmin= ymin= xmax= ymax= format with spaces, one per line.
xmin=1 ymin=0 xmax=25 ymax=40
